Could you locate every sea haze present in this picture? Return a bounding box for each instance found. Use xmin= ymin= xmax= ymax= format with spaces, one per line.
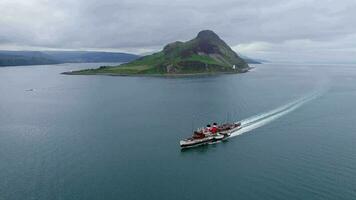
xmin=0 ymin=63 xmax=356 ymax=199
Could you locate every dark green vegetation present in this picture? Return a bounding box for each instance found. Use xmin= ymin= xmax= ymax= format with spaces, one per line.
xmin=0 ymin=51 xmax=139 ymax=67
xmin=67 ymin=30 xmax=250 ymax=75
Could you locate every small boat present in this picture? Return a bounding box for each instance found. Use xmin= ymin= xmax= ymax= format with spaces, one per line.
xmin=180 ymin=122 xmax=241 ymax=149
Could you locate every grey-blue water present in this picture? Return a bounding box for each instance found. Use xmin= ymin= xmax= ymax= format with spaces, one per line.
xmin=1 ymin=63 xmax=356 ymax=200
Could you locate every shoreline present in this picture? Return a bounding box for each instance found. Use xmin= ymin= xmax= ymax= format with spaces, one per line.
xmin=62 ymin=67 xmax=253 ymax=77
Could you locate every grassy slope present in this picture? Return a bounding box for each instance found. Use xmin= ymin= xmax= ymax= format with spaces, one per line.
xmin=71 ymin=53 xmax=229 ymax=75
xmin=72 ymin=52 xmax=164 ymax=75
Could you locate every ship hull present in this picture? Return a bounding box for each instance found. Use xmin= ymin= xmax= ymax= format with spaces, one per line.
xmin=180 ymin=134 xmax=225 ymax=149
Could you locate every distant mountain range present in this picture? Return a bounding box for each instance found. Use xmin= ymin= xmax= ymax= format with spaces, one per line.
xmin=0 ymin=51 xmax=140 ymax=67
xmin=239 ymin=55 xmax=268 ymax=64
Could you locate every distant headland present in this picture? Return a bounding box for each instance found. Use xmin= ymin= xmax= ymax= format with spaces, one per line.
xmin=0 ymin=51 xmax=139 ymax=67
xmin=63 ymin=30 xmax=251 ymax=76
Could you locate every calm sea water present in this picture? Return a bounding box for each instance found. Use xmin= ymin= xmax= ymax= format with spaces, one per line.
xmin=1 ymin=63 xmax=356 ymax=200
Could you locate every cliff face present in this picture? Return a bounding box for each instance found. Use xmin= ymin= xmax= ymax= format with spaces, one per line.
xmin=156 ymin=30 xmax=249 ymax=73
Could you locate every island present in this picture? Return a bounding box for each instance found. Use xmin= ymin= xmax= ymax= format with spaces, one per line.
xmin=63 ymin=30 xmax=250 ymax=76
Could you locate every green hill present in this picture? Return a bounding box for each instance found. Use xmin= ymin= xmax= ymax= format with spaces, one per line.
xmin=66 ymin=30 xmax=250 ymax=75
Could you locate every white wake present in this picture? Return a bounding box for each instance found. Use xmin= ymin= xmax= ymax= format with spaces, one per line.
xmin=230 ymin=92 xmax=321 ymax=137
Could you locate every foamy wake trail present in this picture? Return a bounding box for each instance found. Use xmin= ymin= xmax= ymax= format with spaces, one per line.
xmin=230 ymin=92 xmax=321 ymax=137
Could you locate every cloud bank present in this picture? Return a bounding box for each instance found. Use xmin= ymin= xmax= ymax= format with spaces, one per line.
xmin=1 ymin=0 xmax=355 ymax=62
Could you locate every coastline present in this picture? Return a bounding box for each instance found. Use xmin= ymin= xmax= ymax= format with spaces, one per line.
xmin=61 ymin=67 xmax=252 ymax=77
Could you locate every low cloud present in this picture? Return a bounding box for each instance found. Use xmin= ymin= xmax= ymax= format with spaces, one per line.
xmin=233 ymin=42 xmax=272 ymax=54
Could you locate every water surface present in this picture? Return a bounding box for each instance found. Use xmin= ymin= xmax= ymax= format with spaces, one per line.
xmin=1 ymin=63 xmax=356 ymax=200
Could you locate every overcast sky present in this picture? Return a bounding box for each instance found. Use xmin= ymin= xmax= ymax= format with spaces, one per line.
xmin=1 ymin=0 xmax=355 ymax=63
